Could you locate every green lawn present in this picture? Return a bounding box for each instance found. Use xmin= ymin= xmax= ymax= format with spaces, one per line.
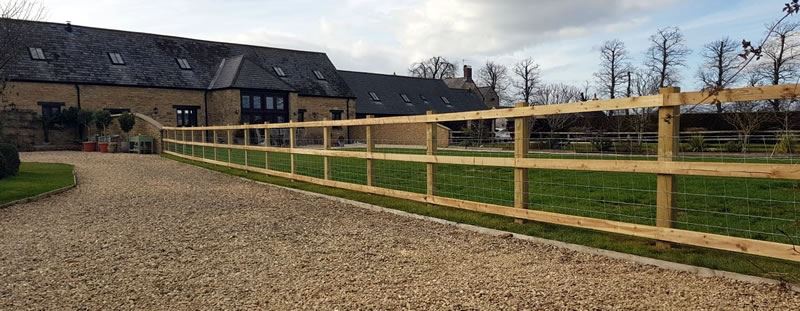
xmin=168 ymin=143 xmax=800 ymax=246
xmin=162 ymin=151 xmax=800 ymax=283
xmin=0 ymin=163 xmax=75 ymax=205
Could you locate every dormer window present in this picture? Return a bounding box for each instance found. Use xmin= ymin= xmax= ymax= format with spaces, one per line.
xmin=176 ymin=58 xmax=191 ymax=70
xmin=274 ymin=67 xmax=286 ymax=77
xmin=313 ymin=70 xmax=325 ymax=80
xmin=108 ymin=52 xmax=125 ymax=65
xmin=440 ymin=96 xmax=450 ymax=104
xmin=29 ymin=47 xmax=45 ymax=60
xmin=400 ymin=93 xmax=411 ymax=103
xmin=420 ymin=95 xmax=430 ymax=105
xmin=368 ymin=92 xmax=380 ymax=101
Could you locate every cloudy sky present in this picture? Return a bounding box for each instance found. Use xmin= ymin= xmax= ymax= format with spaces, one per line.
xmin=39 ymin=0 xmax=786 ymax=89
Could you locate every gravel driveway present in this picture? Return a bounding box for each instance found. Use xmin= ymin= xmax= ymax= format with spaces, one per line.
xmin=2 ymin=151 xmax=799 ymax=310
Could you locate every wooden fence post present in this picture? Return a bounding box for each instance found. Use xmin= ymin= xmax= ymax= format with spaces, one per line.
xmin=323 ymin=118 xmax=331 ymax=180
xmin=514 ymin=102 xmax=530 ymax=224
xmin=366 ymin=115 xmax=375 ymax=187
xmin=244 ymin=126 xmax=250 ymax=171
xmin=264 ymin=122 xmax=270 ymax=170
xmin=190 ymin=129 xmax=195 ymax=157
xmin=213 ymin=130 xmax=218 ymax=161
xmin=202 ymin=130 xmax=207 ymax=159
xmin=657 ymin=87 xmax=680 ymax=233
xmin=181 ymin=129 xmax=186 ymax=155
xmin=226 ymin=128 xmax=232 ymax=164
xmin=289 ymin=121 xmax=296 ymax=177
xmin=426 ymin=111 xmax=437 ymax=201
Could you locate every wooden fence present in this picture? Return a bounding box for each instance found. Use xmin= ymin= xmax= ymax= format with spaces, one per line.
xmin=163 ymin=84 xmax=800 ymax=262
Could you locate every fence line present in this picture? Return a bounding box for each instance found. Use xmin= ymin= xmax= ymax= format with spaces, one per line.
xmin=162 ymin=84 xmax=800 ymax=262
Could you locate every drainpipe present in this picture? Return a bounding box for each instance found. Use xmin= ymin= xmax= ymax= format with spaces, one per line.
xmin=203 ymin=90 xmax=209 ymax=126
xmin=75 ymin=84 xmax=83 ymax=140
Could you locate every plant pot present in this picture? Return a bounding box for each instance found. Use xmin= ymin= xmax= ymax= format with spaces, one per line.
xmin=107 ymin=143 xmax=118 ymax=153
xmin=82 ymin=141 xmax=97 ymax=152
xmin=98 ymin=142 xmax=109 ymax=153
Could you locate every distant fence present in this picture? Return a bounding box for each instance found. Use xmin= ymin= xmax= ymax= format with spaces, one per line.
xmin=163 ymin=84 xmax=800 ymax=262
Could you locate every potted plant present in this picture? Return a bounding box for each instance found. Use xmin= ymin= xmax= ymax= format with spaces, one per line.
xmin=118 ymin=112 xmax=136 ymax=153
xmin=93 ymin=110 xmax=112 ymax=153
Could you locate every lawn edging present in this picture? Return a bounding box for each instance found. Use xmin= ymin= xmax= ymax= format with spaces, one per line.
xmin=0 ymin=165 xmax=77 ymax=209
xmin=163 ymin=154 xmax=800 ymax=291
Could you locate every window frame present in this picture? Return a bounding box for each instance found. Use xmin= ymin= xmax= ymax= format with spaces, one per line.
xmin=297 ymin=109 xmax=306 ymax=122
xmin=108 ymin=52 xmax=125 ymax=65
xmin=368 ymin=92 xmax=380 ymax=101
xmin=28 ymin=47 xmax=45 ymax=60
xmin=420 ymin=94 xmax=430 ymax=105
xmin=176 ymin=58 xmax=192 ymax=70
xmin=174 ymin=105 xmax=199 ymax=127
xmin=313 ymin=70 xmax=326 ymax=80
xmin=240 ymin=90 xmax=289 ymax=124
xmin=38 ymin=102 xmax=64 ymax=120
xmin=274 ymin=66 xmax=286 ymax=77
xmin=400 ymin=93 xmax=411 ymax=103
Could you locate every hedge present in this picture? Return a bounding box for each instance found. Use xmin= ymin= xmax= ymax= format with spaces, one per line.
xmin=0 ymin=143 xmax=20 ymax=179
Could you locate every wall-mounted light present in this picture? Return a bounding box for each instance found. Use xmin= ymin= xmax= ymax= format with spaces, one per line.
xmin=152 ymin=107 xmax=158 ymax=115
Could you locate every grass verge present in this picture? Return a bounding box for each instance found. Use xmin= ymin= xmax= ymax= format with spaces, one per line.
xmin=0 ymin=162 xmax=75 ymax=205
xmin=163 ymin=153 xmax=800 ymax=284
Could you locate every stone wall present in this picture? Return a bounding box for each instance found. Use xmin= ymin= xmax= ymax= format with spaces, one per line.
xmin=292 ymin=95 xmax=354 ymax=144
xmin=350 ymin=123 xmax=450 ymax=148
xmin=206 ymin=89 xmax=240 ymax=126
xmin=0 ymin=109 xmax=78 ymax=151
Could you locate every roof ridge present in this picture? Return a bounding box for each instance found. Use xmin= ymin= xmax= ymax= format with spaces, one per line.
xmin=337 ymin=70 xmax=453 ymax=82
xmin=10 ymin=18 xmax=328 ymax=56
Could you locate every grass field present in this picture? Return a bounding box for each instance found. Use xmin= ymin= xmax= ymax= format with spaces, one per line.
xmin=162 ymin=152 xmax=800 ymax=283
xmin=0 ymin=163 xmax=75 ymax=205
xmin=168 ymin=143 xmax=800 ymax=246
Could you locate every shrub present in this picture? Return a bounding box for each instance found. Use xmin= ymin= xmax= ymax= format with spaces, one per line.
xmin=724 ymin=140 xmax=743 ymax=153
xmin=93 ymin=110 xmax=112 ymax=135
xmin=0 ymin=143 xmax=20 ymax=178
xmin=774 ymin=134 xmax=797 ymax=154
xmin=687 ymin=135 xmax=706 ymax=152
xmin=118 ymin=112 xmax=136 ymax=134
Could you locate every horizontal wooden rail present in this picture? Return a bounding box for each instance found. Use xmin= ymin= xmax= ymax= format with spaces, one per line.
xmin=164 ymin=149 xmax=800 ymax=262
xmin=163 ymin=139 xmax=800 ymax=180
xmin=164 ymin=84 xmax=800 ymax=131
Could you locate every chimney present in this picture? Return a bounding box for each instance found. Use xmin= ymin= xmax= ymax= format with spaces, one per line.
xmin=463 ymin=65 xmax=473 ymax=82
xmin=65 ymin=21 xmax=73 ymax=32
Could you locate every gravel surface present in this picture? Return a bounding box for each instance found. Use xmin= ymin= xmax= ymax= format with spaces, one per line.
xmin=2 ymin=151 xmax=799 ymax=310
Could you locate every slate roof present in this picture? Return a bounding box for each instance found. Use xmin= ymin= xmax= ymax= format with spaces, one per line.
xmin=337 ymin=70 xmax=487 ymax=116
xmin=3 ymin=20 xmax=354 ymax=98
xmin=443 ymin=77 xmax=468 ymax=89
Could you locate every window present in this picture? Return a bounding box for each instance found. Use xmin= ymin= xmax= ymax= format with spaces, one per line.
xmin=368 ymin=92 xmax=380 ymax=101
xmin=313 ymin=70 xmax=326 ymax=80
xmin=175 ymin=106 xmax=198 ymax=127
xmin=330 ymin=110 xmax=343 ymax=120
xmin=240 ymin=91 xmax=289 ymax=124
xmin=274 ymin=67 xmax=286 ymax=77
xmin=297 ymin=109 xmax=306 ymax=122
xmin=440 ymin=96 xmax=450 ymax=104
xmin=420 ymin=95 xmax=430 ymax=105
xmin=108 ymin=52 xmax=125 ymax=65
xmin=176 ymin=58 xmax=191 ymax=70
xmin=400 ymin=93 xmax=411 ymax=103
xmin=39 ymin=102 xmax=63 ymax=120
xmin=29 ymin=47 xmax=45 ymax=60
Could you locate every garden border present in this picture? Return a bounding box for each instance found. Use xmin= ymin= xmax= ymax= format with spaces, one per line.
xmin=0 ymin=166 xmax=77 ymax=209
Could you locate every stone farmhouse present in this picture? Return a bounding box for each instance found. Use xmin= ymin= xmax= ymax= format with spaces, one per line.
xmin=0 ymin=20 xmax=486 ymax=150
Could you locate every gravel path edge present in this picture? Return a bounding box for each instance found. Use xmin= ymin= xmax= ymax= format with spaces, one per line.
xmin=0 ymin=165 xmax=77 ymax=209
xmin=178 ymin=158 xmax=800 ymax=292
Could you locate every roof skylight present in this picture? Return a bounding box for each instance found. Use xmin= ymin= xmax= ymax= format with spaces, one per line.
xmin=108 ymin=52 xmax=125 ymax=65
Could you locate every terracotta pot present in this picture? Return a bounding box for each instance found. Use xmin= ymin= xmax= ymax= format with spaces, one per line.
xmin=82 ymin=141 xmax=97 ymax=152
xmin=98 ymin=142 xmax=109 ymax=153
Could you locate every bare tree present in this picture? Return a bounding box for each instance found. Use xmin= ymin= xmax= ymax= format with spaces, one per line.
xmin=723 ymin=71 xmax=771 ymax=152
xmin=594 ymin=39 xmax=630 ymax=100
xmin=0 ymin=0 xmax=45 ymax=100
xmin=533 ymin=83 xmax=580 ymax=133
xmin=753 ymin=20 xmax=800 ymax=124
xmin=697 ymin=37 xmax=740 ymax=113
xmin=408 ymin=56 xmax=457 ymax=79
xmin=477 ymin=60 xmax=510 ymax=102
xmin=628 ymin=69 xmax=660 ymax=142
xmin=644 ymin=27 xmax=691 ymax=88
xmin=512 ymin=57 xmax=540 ymax=104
